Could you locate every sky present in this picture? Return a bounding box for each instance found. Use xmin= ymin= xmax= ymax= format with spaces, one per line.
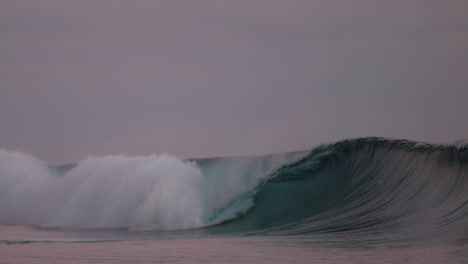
xmin=1 ymin=0 xmax=467 ymax=164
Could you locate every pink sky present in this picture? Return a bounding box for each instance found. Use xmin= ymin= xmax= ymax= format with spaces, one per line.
xmin=1 ymin=0 xmax=467 ymax=164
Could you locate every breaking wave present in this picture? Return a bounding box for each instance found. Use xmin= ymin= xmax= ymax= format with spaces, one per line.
xmin=1 ymin=137 xmax=467 ymax=242
xmin=0 ymin=148 xmax=308 ymax=230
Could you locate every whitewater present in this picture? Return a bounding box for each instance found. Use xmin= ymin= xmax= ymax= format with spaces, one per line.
xmin=0 ymin=148 xmax=309 ymax=230
xmin=1 ymin=137 xmax=467 ymax=263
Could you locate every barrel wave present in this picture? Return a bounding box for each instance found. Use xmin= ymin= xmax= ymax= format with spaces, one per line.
xmin=1 ymin=137 xmax=467 ymax=243
xmin=215 ymin=138 xmax=468 ymax=244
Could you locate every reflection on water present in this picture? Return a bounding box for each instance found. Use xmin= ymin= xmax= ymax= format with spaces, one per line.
xmin=1 ymin=226 xmax=467 ymax=264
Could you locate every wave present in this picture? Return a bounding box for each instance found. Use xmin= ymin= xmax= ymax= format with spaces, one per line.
xmin=1 ymin=137 xmax=467 ymax=241
xmin=211 ymin=138 xmax=468 ymax=241
xmin=0 ymin=147 xmax=308 ymax=230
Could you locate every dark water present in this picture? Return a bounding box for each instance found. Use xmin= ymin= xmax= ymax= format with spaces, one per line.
xmin=1 ymin=137 xmax=467 ymax=263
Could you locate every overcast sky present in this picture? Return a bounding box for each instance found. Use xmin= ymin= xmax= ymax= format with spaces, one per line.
xmin=1 ymin=0 xmax=467 ymax=164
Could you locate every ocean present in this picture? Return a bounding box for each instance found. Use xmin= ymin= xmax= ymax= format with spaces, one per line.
xmin=1 ymin=137 xmax=467 ymax=263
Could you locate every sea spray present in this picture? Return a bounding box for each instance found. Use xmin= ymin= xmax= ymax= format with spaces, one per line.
xmin=0 ymin=152 xmax=210 ymax=230
xmin=0 ymin=150 xmax=309 ymax=230
xmin=0 ymin=150 xmax=56 ymax=225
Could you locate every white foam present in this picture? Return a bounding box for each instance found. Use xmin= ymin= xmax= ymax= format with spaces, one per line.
xmin=451 ymin=139 xmax=468 ymax=149
xmin=0 ymin=149 xmax=309 ymax=230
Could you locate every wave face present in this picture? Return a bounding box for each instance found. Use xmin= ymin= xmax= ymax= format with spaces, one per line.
xmin=1 ymin=137 xmax=467 ymax=242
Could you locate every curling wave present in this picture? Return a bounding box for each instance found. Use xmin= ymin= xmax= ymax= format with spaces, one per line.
xmin=209 ymin=138 xmax=468 ymax=243
xmin=0 ymin=137 xmax=467 ymax=242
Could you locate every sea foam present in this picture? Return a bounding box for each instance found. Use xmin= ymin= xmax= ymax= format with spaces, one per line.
xmin=0 ymin=149 xmax=308 ymax=230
